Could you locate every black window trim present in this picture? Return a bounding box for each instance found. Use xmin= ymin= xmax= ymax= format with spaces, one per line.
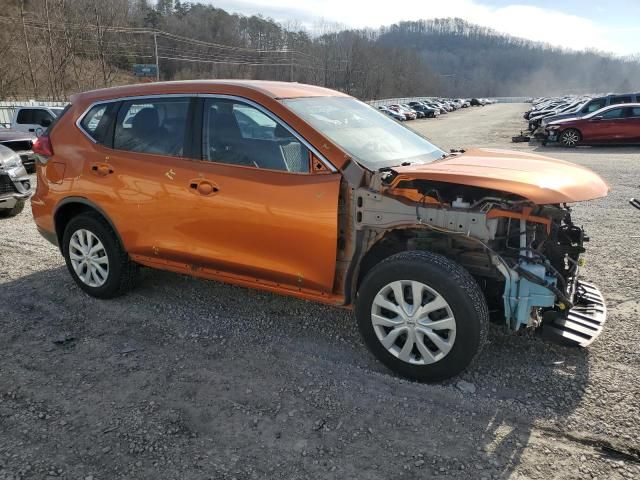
xmin=75 ymin=93 xmax=336 ymax=173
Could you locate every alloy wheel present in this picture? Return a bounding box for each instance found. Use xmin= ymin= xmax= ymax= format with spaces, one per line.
xmin=371 ymin=280 xmax=456 ymax=365
xmin=561 ymin=130 xmax=580 ymax=147
xmin=69 ymin=229 xmax=109 ymax=287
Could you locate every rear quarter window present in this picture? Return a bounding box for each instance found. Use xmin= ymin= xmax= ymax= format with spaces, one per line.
xmin=78 ymin=103 xmax=118 ymax=144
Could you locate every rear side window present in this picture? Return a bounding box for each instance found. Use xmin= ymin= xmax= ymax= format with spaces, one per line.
xmin=113 ymin=98 xmax=190 ymax=157
xmin=611 ymin=95 xmax=632 ymax=105
xmin=32 ymin=109 xmax=54 ymax=126
xmin=79 ymin=103 xmax=118 ymax=144
xmin=601 ymin=108 xmax=625 ymax=119
xmin=16 ymin=109 xmax=33 ymax=124
xmin=629 ymin=107 xmax=640 ymax=118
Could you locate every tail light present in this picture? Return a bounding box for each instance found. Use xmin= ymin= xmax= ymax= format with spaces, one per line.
xmin=32 ymin=135 xmax=53 ymax=164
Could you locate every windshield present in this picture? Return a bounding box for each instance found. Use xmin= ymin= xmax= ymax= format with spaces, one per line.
xmin=50 ymin=108 xmax=64 ymax=117
xmin=283 ymin=97 xmax=445 ymax=169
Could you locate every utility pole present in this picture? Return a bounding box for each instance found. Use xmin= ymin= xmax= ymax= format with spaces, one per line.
xmin=154 ymin=32 xmax=160 ymax=81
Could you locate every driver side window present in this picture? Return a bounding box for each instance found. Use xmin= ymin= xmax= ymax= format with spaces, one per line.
xmin=202 ymin=98 xmax=310 ymax=173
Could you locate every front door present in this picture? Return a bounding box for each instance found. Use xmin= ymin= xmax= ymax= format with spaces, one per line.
xmin=173 ymin=97 xmax=340 ymax=294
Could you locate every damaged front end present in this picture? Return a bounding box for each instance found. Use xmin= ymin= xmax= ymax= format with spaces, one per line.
xmin=352 ymin=166 xmax=607 ymax=347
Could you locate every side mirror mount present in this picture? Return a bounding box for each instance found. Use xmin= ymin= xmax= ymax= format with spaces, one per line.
xmin=41 ymin=118 xmax=52 ymax=127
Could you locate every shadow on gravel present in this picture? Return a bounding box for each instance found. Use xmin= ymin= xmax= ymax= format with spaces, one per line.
xmin=0 ymin=265 xmax=589 ymax=479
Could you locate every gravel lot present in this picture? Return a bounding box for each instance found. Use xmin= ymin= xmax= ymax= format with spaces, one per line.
xmin=1 ymin=103 xmax=639 ymax=480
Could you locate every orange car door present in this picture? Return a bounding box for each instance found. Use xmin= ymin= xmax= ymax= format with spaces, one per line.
xmin=171 ymin=97 xmax=341 ymax=294
xmin=96 ymin=96 xmax=199 ymax=260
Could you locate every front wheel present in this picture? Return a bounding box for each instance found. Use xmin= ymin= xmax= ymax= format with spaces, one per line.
xmin=560 ymin=128 xmax=581 ymax=147
xmin=356 ymin=251 xmax=488 ymax=382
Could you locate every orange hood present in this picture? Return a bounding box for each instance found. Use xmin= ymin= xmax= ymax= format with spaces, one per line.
xmin=390 ymin=148 xmax=609 ymax=204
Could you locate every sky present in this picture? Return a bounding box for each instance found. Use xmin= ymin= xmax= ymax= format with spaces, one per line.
xmin=201 ymin=0 xmax=640 ymax=56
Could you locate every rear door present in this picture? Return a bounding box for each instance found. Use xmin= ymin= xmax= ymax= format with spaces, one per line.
xmin=87 ymin=96 xmax=197 ymax=261
xmin=589 ymin=107 xmax=626 ymax=141
xmin=622 ymin=107 xmax=640 ymax=142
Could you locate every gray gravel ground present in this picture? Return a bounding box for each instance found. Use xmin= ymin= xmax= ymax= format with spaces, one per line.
xmin=1 ymin=103 xmax=639 ymax=479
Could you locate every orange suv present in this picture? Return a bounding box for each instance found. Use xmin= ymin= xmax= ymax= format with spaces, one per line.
xmin=32 ymin=80 xmax=609 ymax=381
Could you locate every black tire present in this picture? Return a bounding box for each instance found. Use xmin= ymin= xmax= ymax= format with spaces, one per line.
xmin=0 ymin=200 xmax=25 ymax=218
xmin=560 ymin=128 xmax=581 ymax=148
xmin=62 ymin=212 xmax=138 ymax=299
xmin=356 ymin=250 xmax=489 ymax=382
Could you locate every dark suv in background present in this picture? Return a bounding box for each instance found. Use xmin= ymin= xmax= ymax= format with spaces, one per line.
xmin=537 ymin=93 xmax=640 ymax=130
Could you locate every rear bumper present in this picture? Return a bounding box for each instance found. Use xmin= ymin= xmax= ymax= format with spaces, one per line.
xmin=542 ymin=280 xmax=607 ymax=347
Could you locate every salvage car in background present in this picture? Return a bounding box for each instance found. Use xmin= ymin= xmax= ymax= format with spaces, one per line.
xmin=545 ymin=103 xmax=640 ymax=147
xmin=378 ymin=105 xmax=405 ymax=121
xmin=0 ymin=145 xmax=32 ymax=217
xmin=408 ymin=101 xmax=438 ymax=118
xmin=32 ymin=80 xmax=609 ymax=382
xmin=0 ymin=129 xmax=37 ymax=173
xmin=388 ymin=104 xmax=416 ymax=120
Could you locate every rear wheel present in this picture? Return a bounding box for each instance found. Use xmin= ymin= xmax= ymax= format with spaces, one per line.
xmin=560 ymin=128 xmax=581 ymax=147
xmin=62 ymin=213 xmax=138 ymax=299
xmin=356 ymin=251 xmax=488 ymax=382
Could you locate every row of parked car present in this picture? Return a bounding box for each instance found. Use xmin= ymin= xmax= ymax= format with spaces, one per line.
xmin=378 ymin=98 xmax=495 ymax=121
xmin=525 ymin=93 xmax=640 ymax=147
xmin=0 ymin=106 xmax=66 ymax=217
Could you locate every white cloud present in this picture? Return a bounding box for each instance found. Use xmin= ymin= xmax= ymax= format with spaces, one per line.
xmin=208 ymin=0 xmax=633 ymax=55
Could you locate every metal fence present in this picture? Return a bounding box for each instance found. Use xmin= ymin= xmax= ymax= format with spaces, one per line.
xmin=0 ymin=100 xmax=68 ymax=128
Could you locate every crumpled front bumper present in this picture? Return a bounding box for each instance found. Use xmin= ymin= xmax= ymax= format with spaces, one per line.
xmin=542 ymin=280 xmax=607 ymax=347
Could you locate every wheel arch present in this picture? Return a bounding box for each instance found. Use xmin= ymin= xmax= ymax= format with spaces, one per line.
xmin=352 ymin=226 xmax=492 ymax=304
xmin=53 ymin=197 xmax=125 ymax=252
xmin=561 ymin=126 xmax=583 ymax=140
xmin=355 ymin=229 xmax=410 ymax=293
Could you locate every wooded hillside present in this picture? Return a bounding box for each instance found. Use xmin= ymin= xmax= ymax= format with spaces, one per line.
xmin=1 ymin=0 xmax=638 ymax=101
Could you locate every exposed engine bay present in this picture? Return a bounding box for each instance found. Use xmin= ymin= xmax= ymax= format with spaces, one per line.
xmin=348 ymin=172 xmax=606 ymax=347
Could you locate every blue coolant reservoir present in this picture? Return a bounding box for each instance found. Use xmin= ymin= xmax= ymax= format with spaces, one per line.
xmin=503 ymin=262 xmax=557 ymax=330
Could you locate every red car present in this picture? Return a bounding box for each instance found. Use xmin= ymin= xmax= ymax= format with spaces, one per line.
xmin=546 ymin=103 xmax=640 ymax=147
